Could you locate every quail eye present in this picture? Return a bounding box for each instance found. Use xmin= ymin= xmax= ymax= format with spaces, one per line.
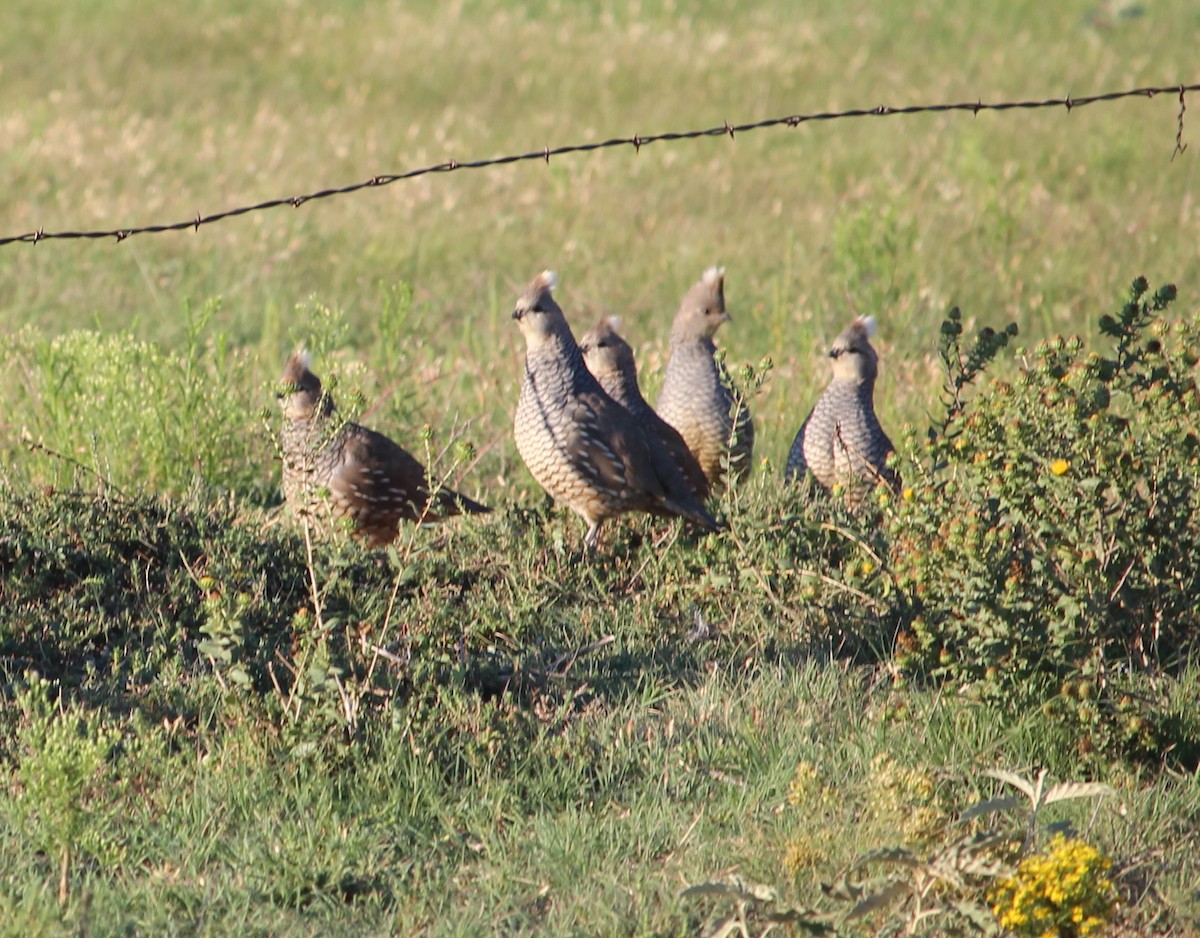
xmin=532 ymin=303 xmax=545 ymax=314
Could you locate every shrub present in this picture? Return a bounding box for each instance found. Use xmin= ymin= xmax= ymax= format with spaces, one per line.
xmin=1 ymin=299 xmax=270 ymax=499
xmin=886 ymin=279 xmax=1200 ymax=764
xmin=12 ymin=677 xmax=124 ymax=904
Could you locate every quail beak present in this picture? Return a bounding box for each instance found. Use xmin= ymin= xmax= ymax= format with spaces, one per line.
xmin=511 ymin=308 xmax=523 ymax=321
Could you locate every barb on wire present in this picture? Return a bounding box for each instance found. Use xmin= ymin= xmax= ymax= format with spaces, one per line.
xmin=1174 ymin=85 xmax=1190 ymax=160
xmin=1 ymin=82 xmax=1195 ymax=249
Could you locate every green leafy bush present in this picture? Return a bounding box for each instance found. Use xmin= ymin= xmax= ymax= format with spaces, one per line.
xmin=1 ymin=300 xmax=270 ymax=499
xmin=887 ymin=279 xmax=1200 ymax=764
xmin=12 ymin=678 xmax=125 ymax=904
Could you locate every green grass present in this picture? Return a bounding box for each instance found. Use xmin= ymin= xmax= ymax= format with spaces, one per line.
xmin=2 ymin=0 xmax=1200 ymax=934
xmin=2 ymin=474 xmax=1198 ymax=933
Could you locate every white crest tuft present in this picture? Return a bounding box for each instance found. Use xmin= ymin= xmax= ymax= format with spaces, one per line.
xmin=296 ymin=348 xmax=313 ymax=370
xmin=605 ymin=315 xmax=623 ymax=332
xmin=859 ymin=315 xmax=877 ymax=338
xmin=702 ymin=265 xmax=725 ymax=287
xmin=538 ymin=270 xmax=558 ymax=291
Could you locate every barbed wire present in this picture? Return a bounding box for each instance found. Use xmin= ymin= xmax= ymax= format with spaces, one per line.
xmin=1 ymin=82 xmax=1194 ymax=250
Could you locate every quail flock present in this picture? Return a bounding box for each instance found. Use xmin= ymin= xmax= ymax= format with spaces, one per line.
xmin=278 ymin=268 xmax=897 ymax=549
xmin=277 ymin=351 xmax=490 ymax=547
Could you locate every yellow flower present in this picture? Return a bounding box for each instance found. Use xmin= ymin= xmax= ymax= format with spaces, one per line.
xmin=784 ymin=838 xmax=826 ymax=873
xmin=1049 ymin=458 xmax=1070 ymax=476
xmin=864 ymin=754 xmax=949 ymax=846
xmin=786 ymin=760 xmax=820 ymax=807
xmin=990 ymin=834 xmax=1115 ymax=937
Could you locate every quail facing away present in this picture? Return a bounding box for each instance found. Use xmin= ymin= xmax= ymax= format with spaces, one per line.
xmin=511 ymin=271 xmax=719 ymax=549
xmin=578 ymin=316 xmax=711 ymax=503
xmin=278 ymin=351 xmax=489 ymax=547
xmin=785 ymin=315 xmax=898 ymax=492
xmin=656 ymin=267 xmax=755 ymax=491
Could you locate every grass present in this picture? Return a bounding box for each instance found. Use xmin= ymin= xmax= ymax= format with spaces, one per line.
xmin=2 ymin=0 xmax=1200 ymax=934
xmin=2 ymin=476 xmax=1198 ymax=934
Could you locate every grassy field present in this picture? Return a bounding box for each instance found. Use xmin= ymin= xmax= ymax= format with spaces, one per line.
xmin=2 ymin=0 xmax=1200 ymax=934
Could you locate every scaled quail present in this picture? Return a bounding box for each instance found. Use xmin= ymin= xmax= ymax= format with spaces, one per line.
xmin=278 ymin=351 xmax=489 ymax=547
xmin=785 ymin=315 xmax=898 ymax=492
xmin=579 ymin=316 xmax=711 ymax=503
xmin=511 ymin=271 xmax=719 ymax=549
xmin=656 ymin=267 xmax=755 ymax=491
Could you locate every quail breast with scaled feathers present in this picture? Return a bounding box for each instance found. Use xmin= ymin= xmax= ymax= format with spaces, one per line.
xmin=579 ymin=316 xmax=711 ymax=503
xmin=785 ymin=315 xmax=898 ymax=493
xmin=511 ymin=271 xmax=719 ymax=549
xmin=656 ymin=266 xmax=755 ymax=491
xmin=278 ymin=352 xmax=489 ymax=547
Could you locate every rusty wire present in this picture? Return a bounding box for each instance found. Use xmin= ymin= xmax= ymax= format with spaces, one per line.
xmin=1 ymin=82 xmax=1195 ymax=249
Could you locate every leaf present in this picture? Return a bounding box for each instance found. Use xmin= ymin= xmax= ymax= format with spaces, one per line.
xmin=846 ymin=881 xmax=910 ymax=920
xmin=984 ymin=769 xmax=1036 ymax=800
xmin=197 ymin=640 xmax=231 ymax=663
xmin=228 ymin=666 xmax=252 ymax=687
xmin=1044 ymin=781 xmax=1114 ymax=805
xmin=821 ymin=872 xmax=864 ymax=902
xmin=958 ymin=853 xmax=1012 ymax=879
xmin=949 ymin=899 xmax=1005 ymax=935
xmin=927 ymin=831 xmax=1013 ymax=886
xmin=679 ymin=878 xmax=777 ymax=905
xmin=847 ymin=847 xmax=920 ymax=872
xmin=682 ymin=880 xmax=837 ymax=938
